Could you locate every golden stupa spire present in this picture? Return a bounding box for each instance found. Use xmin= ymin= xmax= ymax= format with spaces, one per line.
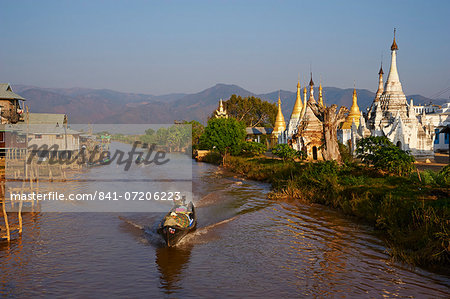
xmin=318 ymin=80 xmax=324 ymax=107
xmin=391 ymin=28 xmax=398 ymax=51
xmin=273 ymin=91 xmax=286 ymax=134
xmin=308 ymin=72 xmax=315 ymax=102
xmin=290 ymin=79 xmax=303 ymax=119
xmin=341 ymin=85 xmax=361 ymax=129
xmin=301 ymin=86 xmax=307 ymax=117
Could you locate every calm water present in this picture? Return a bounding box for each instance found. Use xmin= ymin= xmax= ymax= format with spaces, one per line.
xmin=1 ymin=150 xmax=449 ymax=297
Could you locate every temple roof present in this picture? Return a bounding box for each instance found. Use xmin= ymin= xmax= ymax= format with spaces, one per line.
xmin=0 ymin=83 xmax=26 ymax=100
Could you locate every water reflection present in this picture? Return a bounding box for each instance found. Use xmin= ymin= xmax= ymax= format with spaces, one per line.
xmin=156 ymin=245 xmax=193 ymax=295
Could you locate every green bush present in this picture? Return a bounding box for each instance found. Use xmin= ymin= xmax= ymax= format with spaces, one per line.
xmin=338 ymin=142 xmax=353 ymax=164
xmin=356 ymin=136 xmax=415 ymax=176
xmin=272 ymin=144 xmax=306 ymax=161
xmin=241 ymin=141 xmax=267 ymax=157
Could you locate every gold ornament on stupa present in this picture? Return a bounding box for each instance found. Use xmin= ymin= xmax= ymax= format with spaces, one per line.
xmin=290 ymin=80 xmax=303 ymax=119
xmin=318 ymin=83 xmax=325 ymax=107
xmin=273 ymin=93 xmax=286 ymax=134
xmin=341 ymin=88 xmax=360 ymax=129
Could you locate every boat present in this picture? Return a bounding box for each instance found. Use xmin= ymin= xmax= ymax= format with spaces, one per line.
xmin=87 ymin=157 xmax=110 ymax=167
xmin=135 ymin=156 xmax=144 ymax=164
xmin=157 ymin=200 xmax=197 ymax=247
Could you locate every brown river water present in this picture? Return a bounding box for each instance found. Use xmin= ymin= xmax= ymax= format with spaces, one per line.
xmin=1 ymin=146 xmax=449 ymax=297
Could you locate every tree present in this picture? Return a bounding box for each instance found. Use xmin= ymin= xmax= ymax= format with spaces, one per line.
xmin=156 ymin=127 xmax=168 ymax=145
xmin=356 ymin=136 xmax=415 ymax=176
xmin=355 ymin=136 xmax=392 ymax=165
xmin=220 ymin=95 xmax=277 ymax=127
xmin=308 ymin=103 xmax=349 ymax=162
xmin=145 ymin=128 xmax=155 ymax=136
xmin=241 ymin=141 xmax=267 ymax=157
xmin=272 ymin=144 xmax=306 ymax=161
xmin=200 ymin=118 xmax=246 ymax=165
xmin=183 ymin=120 xmax=204 ymax=149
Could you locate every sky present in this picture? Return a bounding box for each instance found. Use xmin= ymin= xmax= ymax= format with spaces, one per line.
xmin=1 ymin=0 xmax=450 ymax=99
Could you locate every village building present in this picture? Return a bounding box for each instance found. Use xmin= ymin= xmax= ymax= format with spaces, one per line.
xmin=413 ymin=103 xmax=442 ymax=115
xmin=0 ymin=84 xmax=25 ymax=124
xmin=29 ymin=113 xmax=68 ymax=126
xmin=417 ymin=102 xmax=450 ymax=152
xmin=0 ymin=125 xmax=27 ymax=158
xmin=27 ymin=124 xmax=81 ymax=160
xmin=358 ymin=30 xmax=434 ymax=157
xmin=245 ymin=127 xmax=273 ymax=149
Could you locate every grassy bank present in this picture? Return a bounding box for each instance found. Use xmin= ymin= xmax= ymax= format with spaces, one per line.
xmin=203 ymin=152 xmax=449 ymax=268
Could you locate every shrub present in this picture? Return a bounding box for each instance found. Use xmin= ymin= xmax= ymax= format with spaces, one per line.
xmin=241 ymin=141 xmax=267 ymax=157
xmin=338 ymin=142 xmax=353 ymax=164
xmin=272 ymin=144 xmax=306 ymax=161
xmin=356 ymin=136 xmax=415 ymax=176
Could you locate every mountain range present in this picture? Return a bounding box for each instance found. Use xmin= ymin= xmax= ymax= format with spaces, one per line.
xmin=12 ymin=84 xmax=447 ymax=125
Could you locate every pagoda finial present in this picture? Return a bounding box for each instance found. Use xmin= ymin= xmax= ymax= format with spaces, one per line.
xmin=318 ymin=79 xmax=324 ymax=107
xmin=309 ymin=72 xmax=314 ymax=86
xmin=341 ymin=85 xmax=360 ymax=129
xmin=391 ymin=28 xmax=398 ymax=51
xmin=378 ymin=60 xmax=384 ymax=75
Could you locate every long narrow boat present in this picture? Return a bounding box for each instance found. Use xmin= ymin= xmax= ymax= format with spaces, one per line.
xmin=157 ymin=201 xmax=197 ymax=247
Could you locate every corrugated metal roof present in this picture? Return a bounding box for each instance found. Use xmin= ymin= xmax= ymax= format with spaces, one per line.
xmin=29 ymin=113 xmax=66 ymax=125
xmin=27 ymin=125 xmax=80 ymax=135
xmin=3 ymin=124 xmax=79 ymax=135
xmin=0 ymin=83 xmax=26 ymax=100
xmin=246 ymin=127 xmax=273 ymax=135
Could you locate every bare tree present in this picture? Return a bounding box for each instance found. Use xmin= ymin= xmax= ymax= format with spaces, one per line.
xmin=308 ymin=103 xmax=349 ymax=162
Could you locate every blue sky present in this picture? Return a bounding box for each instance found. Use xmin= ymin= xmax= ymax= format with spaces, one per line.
xmin=1 ymin=0 xmax=449 ymax=98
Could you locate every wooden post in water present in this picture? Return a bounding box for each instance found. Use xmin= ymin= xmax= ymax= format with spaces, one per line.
xmin=1 ymin=185 xmax=10 ymax=242
xmin=18 ymin=190 xmax=23 ymax=234
xmin=35 ymin=166 xmax=40 ymax=190
xmin=49 ymin=166 xmax=53 ymax=182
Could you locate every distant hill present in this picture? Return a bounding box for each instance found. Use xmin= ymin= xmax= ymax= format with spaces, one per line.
xmin=106 ymin=83 xmax=256 ymax=124
xmin=11 ymin=83 xmax=447 ymax=124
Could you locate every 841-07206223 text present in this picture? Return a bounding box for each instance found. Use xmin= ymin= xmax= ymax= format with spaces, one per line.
xmin=9 ymin=191 xmax=182 ymax=201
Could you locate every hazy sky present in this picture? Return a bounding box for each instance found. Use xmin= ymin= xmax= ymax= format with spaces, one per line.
xmin=1 ymin=0 xmax=449 ymax=98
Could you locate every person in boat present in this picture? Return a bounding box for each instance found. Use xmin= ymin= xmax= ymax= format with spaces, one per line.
xmin=166 ymin=197 xmax=194 ymax=227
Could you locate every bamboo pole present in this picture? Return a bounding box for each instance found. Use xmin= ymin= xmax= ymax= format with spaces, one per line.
xmin=1 ymin=185 xmax=10 ymax=242
xmin=35 ymin=166 xmax=39 ymax=190
xmin=49 ymin=167 xmax=53 ymax=182
xmin=18 ymin=192 xmax=23 ymax=234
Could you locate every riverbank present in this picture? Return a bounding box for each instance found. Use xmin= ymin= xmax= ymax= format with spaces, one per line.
xmin=201 ymin=152 xmax=449 ymax=269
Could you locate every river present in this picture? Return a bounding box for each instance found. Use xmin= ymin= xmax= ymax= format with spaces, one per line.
xmin=1 ymin=149 xmax=449 ymax=297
